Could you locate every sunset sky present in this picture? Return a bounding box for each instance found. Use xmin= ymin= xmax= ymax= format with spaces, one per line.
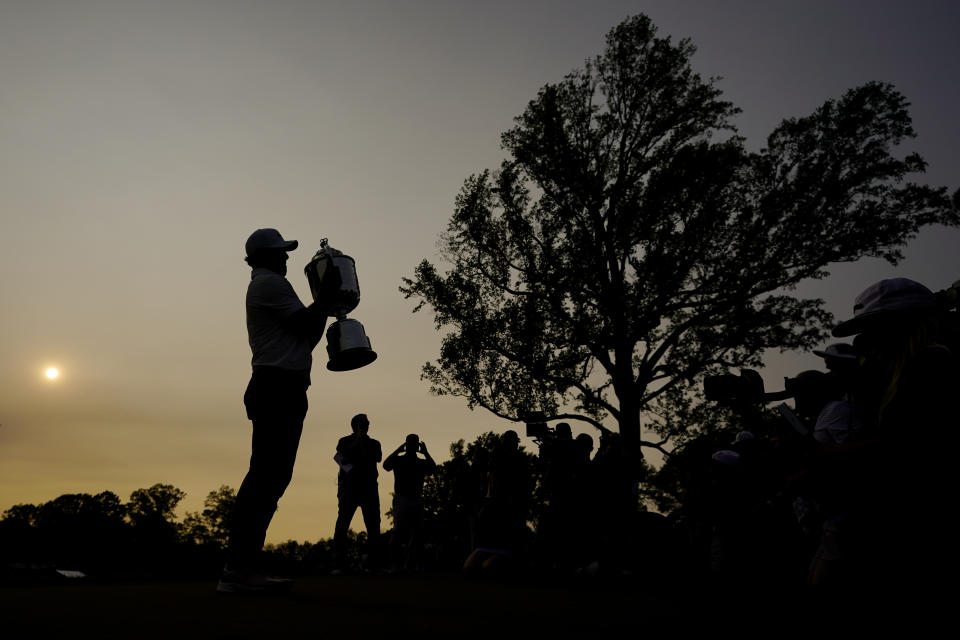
xmin=1 ymin=0 xmax=958 ymax=543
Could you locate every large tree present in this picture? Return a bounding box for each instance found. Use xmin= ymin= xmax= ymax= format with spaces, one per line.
xmin=126 ymin=483 xmax=186 ymax=546
xmin=401 ymin=14 xmax=956 ymax=453
xmin=182 ymin=485 xmax=236 ymax=549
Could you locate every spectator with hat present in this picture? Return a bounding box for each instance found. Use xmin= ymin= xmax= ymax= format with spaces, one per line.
xmin=809 ymin=277 xmax=959 ymax=588
xmin=810 ymin=343 xmax=864 ymax=446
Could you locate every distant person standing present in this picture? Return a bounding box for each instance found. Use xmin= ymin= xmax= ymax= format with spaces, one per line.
xmin=219 ymin=228 xmax=339 ymax=593
xmin=383 ymin=434 xmax=437 ymax=571
xmin=463 ymin=430 xmax=532 ymax=575
xmin=333 ymin=413 xmax=383 ymax=572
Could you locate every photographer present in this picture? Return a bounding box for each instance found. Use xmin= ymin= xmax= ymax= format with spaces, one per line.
xmin=534 ymin=422 xmax=578 ymax=568
xmin=383 ymin=434 xmax=436 ymax=571
xmin=701 ymin=370 xmax=813 ymax=586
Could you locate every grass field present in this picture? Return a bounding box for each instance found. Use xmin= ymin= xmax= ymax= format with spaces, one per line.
xmin=1 ymin=573 xmax=684 ymax=637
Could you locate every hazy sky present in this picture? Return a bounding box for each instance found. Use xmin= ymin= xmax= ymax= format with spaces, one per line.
xmin=1 ymin=0 xmax=957 ymax=542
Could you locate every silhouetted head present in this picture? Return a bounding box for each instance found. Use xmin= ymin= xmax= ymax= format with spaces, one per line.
xmin=599 ymin=431 xmax=623 ymax=454
xmin=787 ymin=370 xmax=836 ymax=421
xmin=246 ymin=248 xmax=289 ymax=275
xmin=575 ymin=433 xmax=594 ymax=457
xmin=405 ymin=433 xmax=420 ymax=453
xmin=813 ymin=342 xmax=859 ymax=374
xmin=245 ymin=228 xmax=297 ymax=275
xmin=838 ymin=279 xmax=952 ymax=420
xmin=501 ymin=430 xmax=519 ymax=452
xmin=555 ymin=422 xmax=572 ymax=440
xmin=351 ymin=413 xmax=370 ymax=435
xmin=836 ymin=278 xmax=950 ymax=368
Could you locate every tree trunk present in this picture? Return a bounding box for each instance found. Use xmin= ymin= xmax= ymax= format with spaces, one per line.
xmin=617 ymin=391 xmax=643 ymax=457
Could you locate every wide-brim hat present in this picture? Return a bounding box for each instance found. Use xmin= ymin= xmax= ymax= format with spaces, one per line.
xmin=812 ymin=343 xmax=858 ymax=360
xmin=832 ymin=278 xmax=935 ymax=337
xmin=245 ymin=228 xmax=298 ymax=257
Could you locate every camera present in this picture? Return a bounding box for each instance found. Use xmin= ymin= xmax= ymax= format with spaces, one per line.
xmin=703 ymin=369 xmax=765 ymax=405
xmin=524 ymin=411 xmax=552 ymax=440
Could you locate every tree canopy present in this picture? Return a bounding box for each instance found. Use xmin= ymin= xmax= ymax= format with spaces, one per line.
xmin=401 ymin=14 xmax=957 ymax=452
xmin=182 ymin=485 xmax=236 ymax=549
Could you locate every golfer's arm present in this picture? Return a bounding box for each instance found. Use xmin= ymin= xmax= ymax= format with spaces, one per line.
xmin=282 ymin=301 xmax=330 ymax=340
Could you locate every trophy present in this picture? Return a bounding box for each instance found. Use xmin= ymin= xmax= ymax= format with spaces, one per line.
xmin=304 ymin=238 xmax=378 ymax=371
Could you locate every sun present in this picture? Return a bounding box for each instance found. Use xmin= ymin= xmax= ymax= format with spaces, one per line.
xmin=45 ymin=367 xmax=59 ymax=380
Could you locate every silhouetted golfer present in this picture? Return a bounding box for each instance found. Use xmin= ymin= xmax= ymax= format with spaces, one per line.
xmin=333 ymin=413 xmax=382 ymax=573
xmin=218 ymin=228 xmax=338 ymax=594
xmin=383 ymin=434 xmax=436 ymax=571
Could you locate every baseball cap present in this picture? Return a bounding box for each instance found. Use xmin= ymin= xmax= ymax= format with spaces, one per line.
xmin=245 ymin=228 xmax=298 ymax=257
xmin=832 ymin=278 xmax=936 ymax=337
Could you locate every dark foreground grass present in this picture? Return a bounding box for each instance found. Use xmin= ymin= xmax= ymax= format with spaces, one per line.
xmin=0 ymin=573 xmax=684 ymax=637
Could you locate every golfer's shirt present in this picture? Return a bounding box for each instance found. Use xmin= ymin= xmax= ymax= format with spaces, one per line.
xmin=246 ymin=267 xmax=312 ymax=373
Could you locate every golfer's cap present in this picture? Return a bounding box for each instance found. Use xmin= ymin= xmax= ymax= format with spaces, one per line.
xmin=832 ymin=278 xmax=935 ymax=337
xmin=812 ymin=343 xmax=858 ymax=360
xmin=245 ymin=228 xmax=298 ymax=257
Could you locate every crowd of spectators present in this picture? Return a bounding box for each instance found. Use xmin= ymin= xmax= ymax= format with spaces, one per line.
xmin=671 ymin=277 xmax=959 ymax=593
